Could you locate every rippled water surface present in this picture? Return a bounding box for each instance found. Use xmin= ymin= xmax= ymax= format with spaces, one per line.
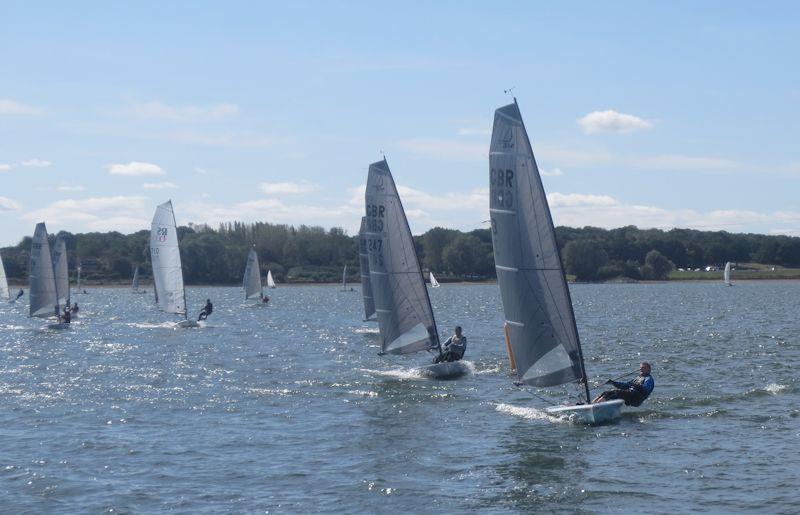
xmin=1 ymin=282 xmax=798 ymax=512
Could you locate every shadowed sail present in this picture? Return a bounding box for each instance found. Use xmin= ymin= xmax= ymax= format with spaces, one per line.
xmin=358 ymin=216 xmax=376 ymax=320
xmin=365 ymin=159 xmax=439 ymax=355
xmin=29 ymin=223 xmax=59 ymax=318
xmin=489 ymin=100 xmax=588 ymax=390
xmin=132 ymin=265 xmax=140 ymax=291
xmin=0 ymin=252 xmax=9 ymax=300
xmin=52 ymin=236 xmax=70 ymax=309
xmin=243 ymin=248 xmax=263 ymax=300
xmin=150 ymin=200 xmax=187 ymax=316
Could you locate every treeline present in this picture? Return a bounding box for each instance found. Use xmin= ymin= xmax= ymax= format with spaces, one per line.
xmin=1 ymin=222 xmax=799 ymax=284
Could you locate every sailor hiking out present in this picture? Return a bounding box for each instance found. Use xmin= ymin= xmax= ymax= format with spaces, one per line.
xmin=593 ymin=362 xmax=654 ymax=407
xmin=433 ymin=326 xmax=467 ymax=363
xmin=198 ymin=299 xmax=213 ymax=321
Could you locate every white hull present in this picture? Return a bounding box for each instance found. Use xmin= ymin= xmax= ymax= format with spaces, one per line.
xmin=176 ymin=320 xmax=199 ymax=329
xmin=417 ymin=361 xmax=470 ymax=380
xmin=545 ymin=399 xmax=623 ymax=425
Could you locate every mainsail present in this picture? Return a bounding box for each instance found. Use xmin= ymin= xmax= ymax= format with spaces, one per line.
xmin=132 ymin=265 xmax=140 ymax=291
xmin=365 ymin=158 xmax=439 ymax=355
xmin=358 ymin=216 xmax=376 ymax=320
xmin=0 ymin=252 xmax=9 ymax=300
xmin=266 ymin=270 xmax=276 ymax=289
xmin=150 ymin=200 xmax=187 ymax=316
xmin=29 ymin=223 xmax=59 ymax=318
xmin=430 ymin=272 xmax=440 ymax=288
xmin=724 ymin=261 xmax=731 ymax=285
xmin=52 ymin=236 xmax=70 ymax=308
xmin=243 ymin=248 xmax=263 ymax=300
xmin=489 ymin=100 xmax=588 ymax=393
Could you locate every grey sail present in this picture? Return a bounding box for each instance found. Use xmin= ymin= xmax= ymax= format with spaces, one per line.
xmin=358 ymin=216 xmax=376 ymax=320
xmin=489 ymin=100 xmax=586 ymax=387
xmin=29 ymin=223 xmax=58 ymax=318
xmin=243 ymin=248 xmax=262 ymax=300
xmin=365 ymin=159 xmax=439 ymax=355
xmin=52 ymin=236 xmax=70 ymax=308
xmin=0 ymin=252 xmax=9 ymax=300
xmin=132 ymin=266 xmax=140 ymax=291
xmin=150 ymin=200 xmax=187 ymax=316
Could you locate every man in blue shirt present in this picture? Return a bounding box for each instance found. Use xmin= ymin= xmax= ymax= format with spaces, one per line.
xmin=593 ymin=362 xmax=654 ymax=406
xmin=433 ymin=326 xmax=467 ymax=363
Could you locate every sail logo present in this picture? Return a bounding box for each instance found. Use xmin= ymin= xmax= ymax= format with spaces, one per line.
xmin=373 ymin=177 xmax=385 ymax=192
xmin=156 ymin=226 xmax=168 ymax=242
xmin=500 ymin=127 xmax=514 ymax=149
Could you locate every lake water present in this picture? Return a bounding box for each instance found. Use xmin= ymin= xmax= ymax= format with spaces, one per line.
xmin=1 ymin=282 xmax=798 ymax=512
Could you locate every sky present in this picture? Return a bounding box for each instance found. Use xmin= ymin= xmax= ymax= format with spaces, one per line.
xmin=1 ymin=1 xmax=799 ymax=246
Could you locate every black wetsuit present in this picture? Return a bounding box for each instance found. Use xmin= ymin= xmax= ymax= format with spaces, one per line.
xmin=600 ymin=374 xmax=654 ymax=406
xmin=198 ymin=301 xmax=213 ymax=321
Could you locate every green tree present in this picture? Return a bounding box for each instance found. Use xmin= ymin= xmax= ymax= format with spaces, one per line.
xmin=643 ymin=249 xmax=674 ymax=280
xmin=563 ymin=240 xmax=608 ymax=281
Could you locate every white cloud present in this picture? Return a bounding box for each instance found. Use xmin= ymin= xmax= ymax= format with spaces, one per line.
xmin=117 ymin=101 xmax=239 ymax=122
xmin=105 ymin=161 xmax=165 ymax=176
xmin=547 ymin=193 xmax=618 ymax=207
xmin=57 ymin=185 xmax=85 ymax=192
xmin=143 ymin=181 xmax=178 ymax=189
xmin=457 ymin=127 xmax=491 ymax=136
xmin=541 ymin=167 xmax=564 ymax=177
xmin=0 ymin=99 xmax=44 ymax=116
xmin=194 ymin=167 xmax=208 ymax=175
xmin=259 ymin=181 xmax=319 ymax=195
xmin=0 ymin=196 xmax=21 ymax=211
xmin=0 ymin=164 xmax=11 ymax=172
xmin=21 ymin=158 xmax=52 ymax=168
xmin=578 ymin=110 xmax=654 ymax=134
xmin=22 ymin=196 xmax=149 ymax=230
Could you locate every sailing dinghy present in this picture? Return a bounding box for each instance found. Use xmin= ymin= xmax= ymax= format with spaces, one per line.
xmin=365 ymin=158 xmax=469 ymax=380
xmin=724 ymin=261 xmax=732 ymax=286
xmin=243 ymin=247 xmax=266 ymax=304
xmin=150 ymin=201 xmax=197 ymax=328
xmin=429 ymin=272 xmax=440 ymax=288
xmin=74 ymin=260 xmax=87 ymax=294
xmin=29 ymin=223 xmax=69 ymax=329
xmin=266 ymin=270 xmax=276 ymax=289
xmin=358 ymin=216 xmax=377 ymax=321
xmin=0 ymin=251 xmax=9 ymax=302
xmin=132 ymin=265 xmax=147 ymax=293
xmin=341 ymin=265 xmax=350 ymax=291
xmin=489 ymin=100 xmax=622 ymax=424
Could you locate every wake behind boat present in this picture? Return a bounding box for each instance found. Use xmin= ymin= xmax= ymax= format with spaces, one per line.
xmin=489 ymin=99 xmax=621 ymax=424
xmin=365 ymin=158 xmax=469 ymax=381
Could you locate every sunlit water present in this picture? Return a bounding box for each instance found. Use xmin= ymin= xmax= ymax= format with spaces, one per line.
xmin=1 ymin=282 xmax=798 ymax=512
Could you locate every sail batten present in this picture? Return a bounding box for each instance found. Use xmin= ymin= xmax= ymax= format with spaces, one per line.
xmin=150 ymin=201 xmax=187 ymax=316
xmin=29 ymin=223 xmax=59 ymax=318
xmin=365 ymin=159 xmax=439 ymax=355
xmin=490 ymin=100 xmax=587 ymax=389
xmin=243 ymin=248 xmax=263 ymax=300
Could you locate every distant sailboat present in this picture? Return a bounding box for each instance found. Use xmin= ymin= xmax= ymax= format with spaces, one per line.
xmin=0 ymin=251 xmax=9 ymax=301
xmin=341 ymin=265 xmax=349 ymax=291
xmin=131 ymin=265 xmax=147 ymax=293
xmin=429 ymin=271 xmax=440 ymax=288
xmin=365 ymin=158 xmax=468 ymax=379
xmin=150 ymin=200 xmax=197 ymax=328
xmin=358 ymin=216 xmax=376 ymax=321
xmin=29 ymin=223 xmax=66 ymax=328
xmin=724 ymin=261 xmax=732 ymax=286
xmin=490 ymin=99 xmax=621 ymax=424
xmin=266 ymin=270 xmax=277 ymax=289
xmin=243 ymin=247 xmax=265 ymax=302
xmin=74 ymin=260 xmax=87 ymax=294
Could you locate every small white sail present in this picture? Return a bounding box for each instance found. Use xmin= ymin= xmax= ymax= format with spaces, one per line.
xmin=341 ymin=265 xmax=348 ymax=291
xmin=150 ymin=200 xmax=187 ymax=316
xmin=430 ymin=272 xmax=440 ymax=288
xmin=243 ymin=248 xmax=263 ymax=300
xmin=724 ymin=261 xmax=732 ymax=285
xmin=266 ymin=270 xmax=276 ymax=289
xmin=29 ymin=223 xmax=59 ymax=318
xmin=0 ymin=252 xmax=9 ymax=300
xmin=52 ymin=236 xmax=70 ymax=308
xmin=132 ymin=265 xmax=140 ymax=291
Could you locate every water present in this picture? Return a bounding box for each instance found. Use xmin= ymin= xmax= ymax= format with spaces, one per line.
xmin=1 ymin=282 xmax=798 ymax=512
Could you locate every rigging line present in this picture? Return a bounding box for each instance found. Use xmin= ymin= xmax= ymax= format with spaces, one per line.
xmin=513 ymin=382 xmax=557 ymax=406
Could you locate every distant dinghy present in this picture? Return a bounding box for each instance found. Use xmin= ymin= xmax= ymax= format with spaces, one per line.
xmin=358 ymin=216 xmax=376 ymax=321
xmin=52 ymin=236 xmax=70 ymax=310
xmin=724 ymin=261 xmax=732 ymax=286
xmin=0 ymin=251 xmax=9 ymax=301
xmin=243 ymin=247 xmax=266 ymax=303
xmin=365 ymin=158 xmax=469 ymax=380
xmin=29 ymin=223 xmax=68 ymax=328
xmin=150 ymin=200 xmax=197 ymax=328
xmin=266 ymin=270 xmax=277 ymax=289
xmin=131 ymin=265 xmax=147 ymax=293
xmin=341 ymin=264 xmax=349 ymax=291
xmin=429 ymin=272 xmax=440 ymax=288
xmin=74 ymin=260 xmax=87 ymax=294
xmin=490 ymin=99 xmax=621 ymax=424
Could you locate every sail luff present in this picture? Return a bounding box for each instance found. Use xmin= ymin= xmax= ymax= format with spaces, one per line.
xmin=358 ymin=216 xmax=376 ymax=320
xmin=29 ymin=223 xmax=59 ymax=318
xmin=0 ymin=252 xmax=9 ymax=300
xmin=489 ymin=100 xmax=586 ymax=389
xmin=365 ymin=158 xmax=440 ymax=355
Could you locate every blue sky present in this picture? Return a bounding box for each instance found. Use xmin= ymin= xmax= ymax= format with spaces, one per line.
xmin=1 ymin=1 xmax=799 ymax=246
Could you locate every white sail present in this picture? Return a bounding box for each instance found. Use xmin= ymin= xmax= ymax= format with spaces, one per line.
xmin=341 ymin=265 xmax=348 ymax=290
xmin=724 ymin=261 xmax=731 ymax=285
xmin=52 ymin=236 xmax=70 ymax=308
xmin=266 ymin=270 xmax=276 ymax=289
xmin=149 ymin=200 xmax=187 ymax=316
xmin=29 ymin=223 xmax=59 ymax=318
xmin=76 ymin=262 xmax=81 ymax=291
xmin=489 ymin=100 xmax=588 ymax=391
xmin=243 ymin=248 xmax=263 ymax=300
xmin=430 ymin=272 xmax=440 ymax=288
xmin=0 ymin=252 xmax=9 ymax=300
xmin=132 ymin=265 xmax=140 ymax=291
xmin=365 ymin=158 xmax=440 ymax=355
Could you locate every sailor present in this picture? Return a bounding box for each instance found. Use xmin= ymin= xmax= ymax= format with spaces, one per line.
xmin=433 ymin=326 xmax=467 ymax=363
xmin=593 ymin=362 xmax=654 ymax=406
xmin=15 ymin=289 xmax=24 ymax=300
xmin=198 ymin=298 xmax=213 ymax=321
xmin=71 ymin=302 xmax=79 ymax=313
xmin=60 ymin=305 xmax=71 ymax=324
xmin=260 ymin=293 xmax=269 ymax=304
